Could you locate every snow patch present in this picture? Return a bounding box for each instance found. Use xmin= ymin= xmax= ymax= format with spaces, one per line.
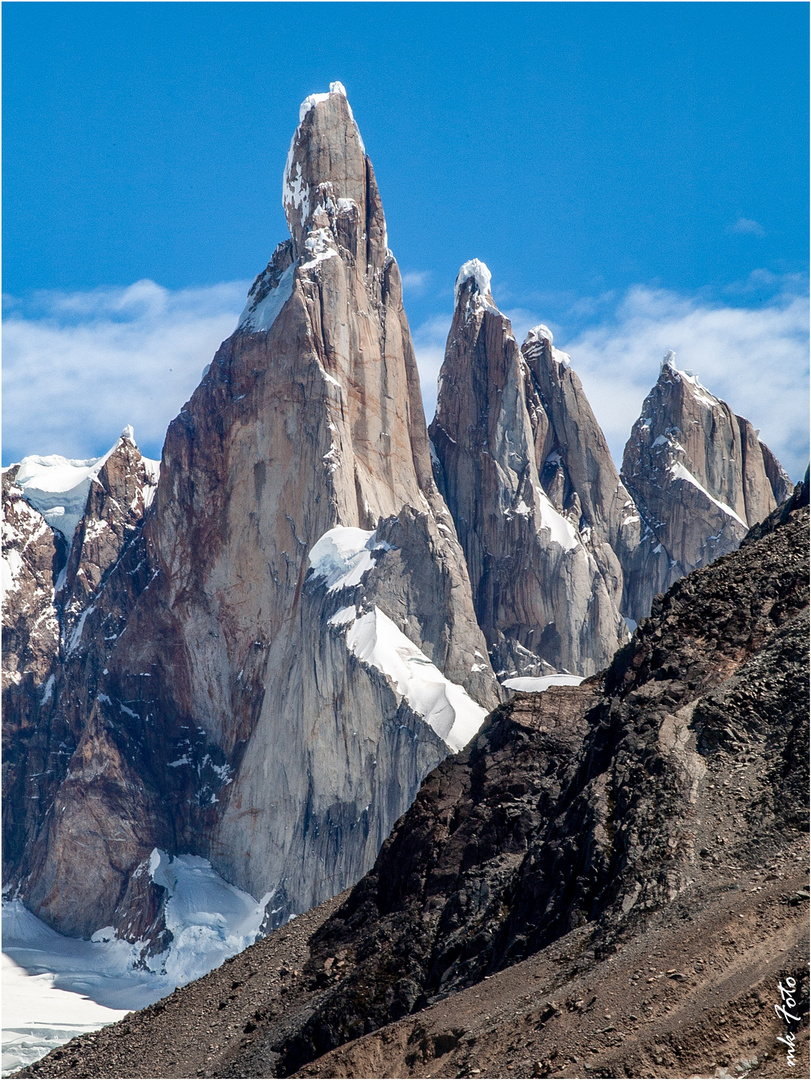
xmin=525 ymin=324 xmax=554 ymax=347
xmin=298 ymin=80 xmax=348 ymax=122
xmin=302 ymin=228 xmax=337 ymax=267
xmin=12 ymin=434 xmax=157 ymax=540
xmin=454 ymin=259 xmax=499 ymax=317
xmin=660 ymin=351 xmax=719 ymax=408
xmin=308 ymin=526 xmax=391 ymax=592
xmin=535 ymin=487 xmax=580 ymax=551
xmin=147 ymin=851 xmax=271 ymax=986
xmin=668 ymin=462 xmax=747 ymax=527
xmin=501 ymin=674 xmax=584 ymax=693
xmin=337 ymin=606 xmax=487 ymax=752
xmin=66 ymin=606 xmax=95 ymax=655
xmin=238 ymin=260 xmax=297 ymax=333
xmin=1 ymin=548 xmax=25 ymax=597
xmin=2 ymin=856 xmax=273 ymax=1074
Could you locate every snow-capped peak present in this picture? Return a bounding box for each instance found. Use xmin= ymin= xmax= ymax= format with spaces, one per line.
xmin=298 ymin=81 xmax=348 ymax=122
xmin=454 ymin=259 xmax=493 ymax=307
xmin=522 ymin=325 xmax=571 ymax=370
xmin=12 ymin=434 xmax=159 ymax=540
xmin=659 ymin=352 xmax=719 ymax=409
xmin=454 ymin=259 xmax=503 ymax=322
xmin=283 ymin=83 xmax=366 ymax=246
xmin=524 ymin=324 xmax=554 ymax=347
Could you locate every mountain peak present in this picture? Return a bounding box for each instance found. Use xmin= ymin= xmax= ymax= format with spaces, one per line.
xmin=453 ymin=259 xmax=498 ymax=315
xmin=282 ymin=83 xmax=372 ymax=258
xmin=297 ymin=80 xmax=351 ymax=123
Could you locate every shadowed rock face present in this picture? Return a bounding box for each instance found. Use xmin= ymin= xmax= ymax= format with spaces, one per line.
xmin=430 ymin=268 xmax=629 ymax=678
xmin=5 ymin=84 xmax=497 ymax=939
xmin=2 ymin=469 xmax=64 ymax=877
xmin=2 ymin=435 xmax=158 ymax=895
xmin=620 ymin=353 xmax=793 ymax=621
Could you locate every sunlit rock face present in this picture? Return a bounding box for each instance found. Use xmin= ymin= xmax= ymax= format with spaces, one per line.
xmin=5 ymin=83 xmax=497 ymax=940
xmin=620 ymin=353 xmax=793 ymax=621
xmin=429 ymin=267 xmax=629 ymax=679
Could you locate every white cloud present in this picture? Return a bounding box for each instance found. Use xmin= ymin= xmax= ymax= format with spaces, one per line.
xmin=400 ymin=270 xmax=431 ymax=296
xmin=730 ymin=217 xmax=766 ymax=237
xmin=412 ymin=313 xmax=453 ymax=424
xmin=3 ymin=280 xmax=248 ymax=464
xmin=5 ymin=278 xmax=807 ymax=485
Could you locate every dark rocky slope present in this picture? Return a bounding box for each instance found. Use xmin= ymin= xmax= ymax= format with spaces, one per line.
xmin=17 ymin=484 xmax=808 ymax=1080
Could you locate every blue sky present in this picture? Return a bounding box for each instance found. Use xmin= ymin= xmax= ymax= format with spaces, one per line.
xmin=3 ymin=2 xmax=809 ymax=476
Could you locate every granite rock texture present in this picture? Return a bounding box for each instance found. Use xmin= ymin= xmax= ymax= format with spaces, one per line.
xmin=429 ymin=270 xmax=630 ymax=678
xmin=620 ymin=352 xmax=793 ymax=620
xmin=4 ymin=84 xmax=496 ymax=940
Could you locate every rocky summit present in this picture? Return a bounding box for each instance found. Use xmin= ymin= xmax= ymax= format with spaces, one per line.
xmin=620 ymin=351 xmax=793 ymax=621
xmin=2 ymin=82 xmax=803 ymax=1078
xmin=15 ymin=480 xmax=808 ymax=1080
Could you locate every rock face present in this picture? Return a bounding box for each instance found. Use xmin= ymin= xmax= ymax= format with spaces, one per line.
xmin=2 ymin=433 xmax=159 ymax=896
xmin=59 ymin=429 xmax=159 ymax=637
xmin=4 ymin=83 xmax=497 ymax=940
xmin=429 ymin=263 xmax=630 ymax=678
xmin=20 ymin=486 xmax=808 ymax=1080
xmin=620 ymin=352 xmax=793 ymax=620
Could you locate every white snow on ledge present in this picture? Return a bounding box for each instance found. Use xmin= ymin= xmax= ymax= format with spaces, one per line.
xmin=454 ymin=259 xmax=500 ymax=318
xmin=308 ymin=525 xmax=392 ymax=592
xmin=502 ymin=674 xmax=584 ymax=693
xmin=12 ymin=433 xmax=159 ymax=540
xmin=669 ymin=461 xmax=747 ymax=527
xmin=330 ymin=605 xmax=488 ymax=753
xmin=298 ymin=80 xmax=348 ymax=122
xmin=660 ymin=351 xmax=719 ymax=410
xmin=535 ymin=487 xmax=580 ymax=551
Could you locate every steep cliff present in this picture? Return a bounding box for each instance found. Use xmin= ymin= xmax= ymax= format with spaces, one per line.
xmin=430 ymin=264 xmax=630 ymax=678
xmin=620 ymin=352 xmax=793 ymax=620
xmin=2 ymin=433 xmax=159 ymax=886
xmin=5 ymin=83 xmax=497 ymax=942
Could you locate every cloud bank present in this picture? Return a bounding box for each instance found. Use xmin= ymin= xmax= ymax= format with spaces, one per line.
xmin=3 ymin=281 xmax=248 ymax=464
xmin=4 ymin=277 xmax=808 ymax=483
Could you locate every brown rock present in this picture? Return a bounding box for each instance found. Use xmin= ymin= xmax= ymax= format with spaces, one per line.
xmin=620 ymin=352 xmax=793 ymax=620
xmin=430 ymin=264 xmax=629 ymax=678
xmin=8 ymin=84 xmax=497 ymax=939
